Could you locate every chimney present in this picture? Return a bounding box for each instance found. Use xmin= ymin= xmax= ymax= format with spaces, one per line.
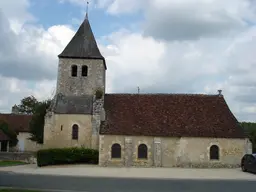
xmin=217 ymin=90 xmax=222 ymax=96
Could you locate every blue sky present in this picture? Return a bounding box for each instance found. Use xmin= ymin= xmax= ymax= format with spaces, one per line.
xmin=28 ymin=0 xmax=143 ymax=38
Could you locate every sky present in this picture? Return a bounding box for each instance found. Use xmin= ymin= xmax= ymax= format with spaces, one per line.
xmin=0 ymin=0 xmax=256 ymax=122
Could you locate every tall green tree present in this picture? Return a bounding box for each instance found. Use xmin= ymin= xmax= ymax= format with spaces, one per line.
xmin=13 ymin=95 xmax=51 ymax=144
xmin=13 ymin=96 xmax=39 ymax=114
xmin=29 ymin=100 xmax=51 ymax=144
xmin=240 ymin=122 xmax=256 ymax=153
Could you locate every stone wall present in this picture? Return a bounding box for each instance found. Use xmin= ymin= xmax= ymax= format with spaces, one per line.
xmin=43 ymin=56 xmax=106 ymax=151
xmin=43 ymin=114 xmax=94 ymax=149
xmin=99 ymin=135 xmax=154 ymax=167
xmin=99 ymin=135 xmax=250 ymax=168
xmin=15 ymin=132 xmax=43 ymax=152
xmin=56 ymin=58 xmax=105 ymax=96
xmin=91 ymin=96 xmax=104 ymax=150
xmin=43 ymin=111 xmax=55 ymax=147
xmin=0 ymin=152 xmax=36 ymax=164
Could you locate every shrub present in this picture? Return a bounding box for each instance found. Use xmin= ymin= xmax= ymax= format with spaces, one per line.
xmin=37 ymin=147 xmax=99 ymax=167
xmin=95 ymin=88 xmax=103 ymax=99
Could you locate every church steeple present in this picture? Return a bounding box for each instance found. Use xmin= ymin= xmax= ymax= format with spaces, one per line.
xmin=58 ymin=14 xmax=106 ymax=68
xmin=55 ymin=5 xmax=106 ymax=98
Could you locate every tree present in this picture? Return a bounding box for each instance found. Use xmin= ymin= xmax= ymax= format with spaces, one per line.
xmin=0 ymin=121 xmax=18 ymax=147
xmin=240 ymin=122 xmax=256 ymax=153
xmin=29 ymin=100 xmax=51 ymax=144
xmin=13 ymin=96 xmax=39 ymax=114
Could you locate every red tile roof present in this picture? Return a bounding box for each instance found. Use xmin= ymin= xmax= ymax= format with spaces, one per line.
xmin=100 ymin=94 xmax=246 ymax=138
xmin=0 ymin=129 xmax=10 ymax=141
xmin=0 ymin=113 xmax=32 ymax=133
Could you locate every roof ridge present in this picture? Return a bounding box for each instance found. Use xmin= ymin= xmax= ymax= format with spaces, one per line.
xmin=0 ymin=113 xmax=32 ymax=116
xmin=105 ymin=93 xmax=221 ymax=96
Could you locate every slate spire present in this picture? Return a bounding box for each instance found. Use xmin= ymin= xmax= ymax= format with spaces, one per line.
xmin=58 ymin=11 xmax=105 ymax=68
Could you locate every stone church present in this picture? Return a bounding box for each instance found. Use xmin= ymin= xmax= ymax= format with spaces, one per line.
xmin=43 ymin=15 xmax=252 ymax=168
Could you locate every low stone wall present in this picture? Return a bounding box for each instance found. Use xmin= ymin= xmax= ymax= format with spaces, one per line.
xmin=99 ymin=163 xmax=240 ymax=168
xmin=174 ymin=162 xmax=240 ymax=168
xmin=0 ymin=152 xmax=37 ymax=164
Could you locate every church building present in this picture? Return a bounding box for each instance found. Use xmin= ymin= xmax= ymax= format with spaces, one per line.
xmin=43 ymin=15 xmax=252 ymax=168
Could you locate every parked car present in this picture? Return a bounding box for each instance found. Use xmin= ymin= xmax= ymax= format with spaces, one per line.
xmin=241 ymin=153 xmax=256 ymax=173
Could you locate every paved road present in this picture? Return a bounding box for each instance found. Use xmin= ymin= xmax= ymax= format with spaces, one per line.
xmin=0 ymin=172 xmax=256 ymax=192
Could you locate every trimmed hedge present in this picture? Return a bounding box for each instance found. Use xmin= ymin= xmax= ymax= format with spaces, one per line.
xmin=37 ymin=147 xmax=99 ymax=167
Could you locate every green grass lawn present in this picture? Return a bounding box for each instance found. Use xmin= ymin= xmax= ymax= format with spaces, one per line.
xmin=0 ymin=160 xmax=27 ymax=167
xmin=0 ymin=190 xmax=39 ymax=192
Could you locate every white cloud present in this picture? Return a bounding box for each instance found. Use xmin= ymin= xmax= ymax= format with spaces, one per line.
xmin=0 ymin=0 xmax=34 ymax=32
xmin=101 ymin=23 xmax=256 ymax=121
xmin=95 ymin=0 xmax=256 ymax=40
xmin=104 ymin=31 xmax=165 ymax=93
xmin=90 ymin=0 xmax=256 ymax=121
xmin=1 ymin=0 xmax=256 ymax=123
xmin=0 ymin=4 xmax=76 ymax=81
xmin=0 ymin=75 xmax=55 ymax=112
xmin=0 ymin=0 xmax=74 ymax=111
xmin=60 ymin=0 xmax=145 ymax=15
xmin=98 ymin=0 xmax=145 ymax=15
xmin=32 ymin=80 xmax=57 ymax=101
xmin=58 ymin=0 xmax=85 ymax=6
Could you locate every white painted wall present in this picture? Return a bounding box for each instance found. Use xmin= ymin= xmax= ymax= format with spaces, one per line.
xmin=16 ymin=132 xmax=43 ymax=152
xmin=18 ymin=138 xmax=25 ymax=151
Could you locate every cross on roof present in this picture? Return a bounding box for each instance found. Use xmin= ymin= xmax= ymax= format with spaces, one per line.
xmin=85 ymin=0 xmax=89 ymax=19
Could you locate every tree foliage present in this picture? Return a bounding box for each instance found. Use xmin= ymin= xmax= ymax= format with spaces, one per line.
xmin=29 ymin=100 xmax=51 ymax=144
xmin=0 ymin=121 xmax=18 ymax=147
xmin=13 ymin=95 xmax=51 ymax=144
xmin=240 ymin=122 xmax=256 ymax=153
xmin=14 ymin=96 xmax=38 ymax=114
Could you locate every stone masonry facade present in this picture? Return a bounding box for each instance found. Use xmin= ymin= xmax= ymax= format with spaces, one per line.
xmin=41 ymin=16 xmax=251 ymax=169
xmin=56 ymin=58 xmax=105 ymax=96
xmin=99 ymin=135 xmax=252 ymax=168
xmin=92 ymin=96 xmax=105 ymax=149
xmin=43 ymin=57 xmax=105 ymax=150
xmin=44 ymin=114 xmax=93 ymax=148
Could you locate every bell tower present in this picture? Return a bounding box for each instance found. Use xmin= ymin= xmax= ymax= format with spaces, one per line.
xmin=56 ymin=15 xmax=106 ymax=97
xmin=44 ymin=8 xmax=106 ymax=149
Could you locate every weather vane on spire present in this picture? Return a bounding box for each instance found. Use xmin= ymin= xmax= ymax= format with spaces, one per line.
xmin=85 ymin=0 xmax=89 ymax=19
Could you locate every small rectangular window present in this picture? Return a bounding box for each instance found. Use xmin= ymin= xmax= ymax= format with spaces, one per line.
xmin=71 ymin=65 xmax=77 ymax=77
xmin=61 ymin=125 xmax=63 ymax=131
xmin=82 ymin=65 xmax=88 ymax=76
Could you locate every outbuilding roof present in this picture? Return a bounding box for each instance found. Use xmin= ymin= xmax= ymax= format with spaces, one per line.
xmin=0 ymin=113 xmax=32 ymax=133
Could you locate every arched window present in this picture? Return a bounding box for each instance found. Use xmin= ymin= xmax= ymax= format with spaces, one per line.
xmin=138 ymin=144 xmax=148 ymax=159
xmin=71 ymin=65 xmax=77 ymax=77
xmin=82 ymin=65 xmax=88 ymax=77
xmin=72 ymin=124 xmax=79 ymax=140
xmin=111 ymin=143 xmax=121 ymax=158
xmin=210 ymin=145 xmax=219 ymax=160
